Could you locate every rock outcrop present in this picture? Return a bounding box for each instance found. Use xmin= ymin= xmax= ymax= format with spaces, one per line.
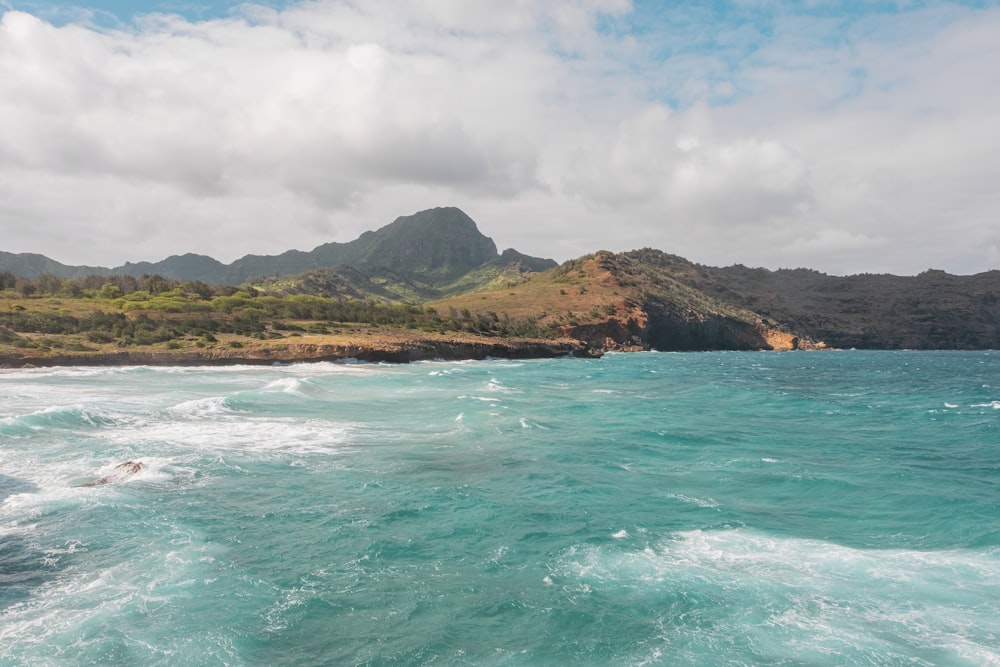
xmin=655 ymin=263 xmax=1000 ymax=350
xmin=436 ymin=249 xmax=826 ymax=353
xmin=77 ymin=461 xmax=144 ymax=487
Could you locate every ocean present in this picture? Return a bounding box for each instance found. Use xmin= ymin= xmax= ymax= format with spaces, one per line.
xmin=1 ymin=351 xmax=998 ymax=666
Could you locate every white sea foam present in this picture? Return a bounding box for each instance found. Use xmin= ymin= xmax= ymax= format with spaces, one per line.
xmin=263 ymin=377 xmax=307 ymax=394
xmin=100 ymin=410 xmax=358 ymax=457
xmin=457 ymin=395 xmax=501 ymax=403
xmin=0 ymin=528 xmax=232 ymax=662
xmin=167 ymin=395 xmax=235 ymax=418
xmin=486 ymin=378 xmax=520 ymax=394
xmin=425 ymin=366 xmax=471 ymax=378
xmin=0 ymin=453 xmax=193 ymax=520
xmin=667 ymin=493 xmax=720 ymax=509
xmin=0 ymin=477 xmax=97 ymax=523
xmin=77 ymin=457 xmax=179 ymax=487
xmin=517 ymin=417 xmax=549 ymax=430
xmin=260 ymin=376 xmax=328 ymax=397
xmin=0 ymin=366 xmax=146 ymax=380
xmin=289 ymin=360 xmax=388 ymax=376
xmin=552 ymin=529 xmax=1000 ymax=661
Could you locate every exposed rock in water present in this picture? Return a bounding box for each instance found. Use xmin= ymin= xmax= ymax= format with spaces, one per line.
xmin=77 ymin=461 xmax=144 ymax=487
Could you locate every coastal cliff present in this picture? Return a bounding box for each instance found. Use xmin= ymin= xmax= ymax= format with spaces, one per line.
xmin=683 ymin=266 xmax=1000 ymax=350
xmin=434 ymin=250 xmax=826 ymax=353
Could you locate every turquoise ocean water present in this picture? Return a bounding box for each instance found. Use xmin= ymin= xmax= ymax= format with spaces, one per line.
xmin=1 ymin=351 xmax=998 ymax=665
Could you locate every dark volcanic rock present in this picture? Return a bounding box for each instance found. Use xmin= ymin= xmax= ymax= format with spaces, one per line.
xmin=684 ymin=265 xmax=1000 ymax=350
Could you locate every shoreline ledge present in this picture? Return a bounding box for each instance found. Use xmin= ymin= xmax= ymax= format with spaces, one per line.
xmin=0 ymin=331 xmax=597 ymax=368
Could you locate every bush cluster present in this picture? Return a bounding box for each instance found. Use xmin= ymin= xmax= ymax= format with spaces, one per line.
xmin=1 ymin=272 xmax=557 ymax=347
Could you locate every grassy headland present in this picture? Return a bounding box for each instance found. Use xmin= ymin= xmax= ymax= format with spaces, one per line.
xmin=0 ymin=274 xmax=584 ymax=368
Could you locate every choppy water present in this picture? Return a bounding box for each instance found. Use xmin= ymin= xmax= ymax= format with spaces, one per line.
xmin=1 ymin=351 xmax=998 ymax=666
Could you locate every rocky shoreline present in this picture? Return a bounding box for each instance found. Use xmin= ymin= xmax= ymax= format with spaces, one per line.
xmin=0 ymin=331 xmax=596 ymax=369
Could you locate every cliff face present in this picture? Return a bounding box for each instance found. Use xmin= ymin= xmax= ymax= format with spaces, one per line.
xmin=668 ymin=264 xmax=1000 ymax=350
xmin=563 ymin=304 xmax=817 ymax=352
xmin=592 ymin=251 xmax=825 ymax=351
xmin=645 ymin=310 xmax=772 ymax=351
xmin=436 ymin=250 xmax=823 ymax=353
xmin=526 ymin=249 xmax=996 ymax=352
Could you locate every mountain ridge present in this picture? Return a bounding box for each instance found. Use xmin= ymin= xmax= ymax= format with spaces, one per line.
xmin=1 ymin=207 xmax=554 ymax=290
xmin=3 ymin=207 xmax=1000 ymax=351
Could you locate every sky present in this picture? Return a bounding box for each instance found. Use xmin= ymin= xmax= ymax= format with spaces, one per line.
xmin=1 ymin=0 xmax=999 ymax=275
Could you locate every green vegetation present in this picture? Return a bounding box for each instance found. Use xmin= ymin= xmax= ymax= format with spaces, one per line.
xmin=0 ymin=271 xmax=557 ymax=353
xmin=0 ymin=208 xmax=557 ymax=299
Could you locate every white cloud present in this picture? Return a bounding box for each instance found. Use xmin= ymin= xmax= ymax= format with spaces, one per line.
xmin=667 ymin=137 xmax=812 ymax=221
xmin=0 ymin=1 xmax=998 ymax=276
xmin=0 ymin=3 xmax=569 ymax=262
xmin=563 ymin=105 xmax=809 ymax=206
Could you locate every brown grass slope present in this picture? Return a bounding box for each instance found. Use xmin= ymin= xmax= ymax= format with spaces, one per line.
xmin=433 ymin=249 xmax=823 ymax=352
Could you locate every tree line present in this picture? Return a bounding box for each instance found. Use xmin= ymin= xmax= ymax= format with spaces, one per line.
xmin=0 ymin=272 xmax=554 ymax=346
xmin=0 ymin=271 xmax=221 ymax=299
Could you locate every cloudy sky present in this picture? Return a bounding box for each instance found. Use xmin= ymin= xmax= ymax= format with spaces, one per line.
xmin=1 ymin=0 xmax=998 ymax=275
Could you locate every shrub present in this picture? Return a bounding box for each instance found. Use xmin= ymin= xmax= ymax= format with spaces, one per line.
xmin=86 ymin=331 xmax=115 ymax=344
xmin=97 ymin=284 xmax=122 ymax=299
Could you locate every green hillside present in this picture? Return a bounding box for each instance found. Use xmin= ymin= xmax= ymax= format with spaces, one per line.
xmin=0 ymin=208 xmax=556 ymax=295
